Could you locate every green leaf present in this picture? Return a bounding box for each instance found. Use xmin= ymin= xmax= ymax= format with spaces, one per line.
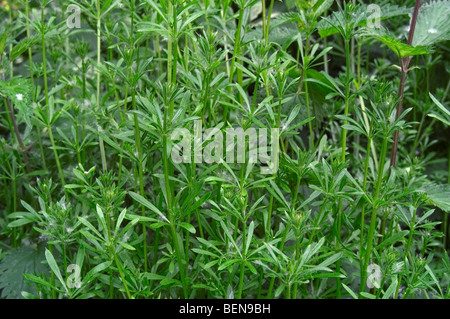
xmin=274 ymin=284 xmax=286 ymax=298
xmin=118 ymin=241 xmax=136 ymax=251
xmin=129 ymin=191 xmax=169 ymax=223
xmin=23 ymin=273 xmax=56 ymax=290
xmin=428 ymin=93 xmax=450 ymax=126
xmin=9 ymin=35 xmax=39 ymax=61
xmin=192 ymin=248 xmax=219 ymax=258
xmin=145 ymin=273 xmax=166 ymax=281
xmin=114 ymin=208 xmax=128 ymax=238
xmin=360 ymin=292 xmax=376 ymax=299
xmin=0 ymin=77 xmax=33 ymax=126
xmin=218 ymin=259 xmax=241 ymax=271
xmin=84 ymin=261 xmax=112 ymax=284
xmin=317 ymin=4 xmax=412 ymax=38
xmin=245 ymin=221 xmax=255 ymax=255
xmin=178 ymin=222 xmax=196 ymax=234
xmin=412 ymin=0 xmax=450 ymax=46
xmin=45 ymin=249 xmax=67 ymax=292
xmin=376 ymin=230 xmax=409 ymax=250
xmin=313 ymin=0 xmax=334 ymax=18
xmin=383 ymin=278 xmax=398 ymax=299
xmin=0 ymin=244 xmax=49 ymax=299
xmin=342 ymin=284 xmax=358 ymax=299
xmin=362 ymin=30 xmax=430 ymax=58
xmin=8 ymin=217 xmax=36 ymax=228
xmin=0 ymin=32 xmax=7 ymax=56
xmin=160 ymin=278 xmax=181 ymax=286
xmin=419 ymin=183 xmax=450 ymax=213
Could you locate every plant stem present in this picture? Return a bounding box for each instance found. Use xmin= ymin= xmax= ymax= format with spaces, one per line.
xmin=341 ymin=38 xmax=351 ymax=163
xmin=359 ymin=135 xmax=371 ymax=278
xmin=335 ymin=37 xmax=351 ymax=299
xmin=97 ymin=0 xmax=107 ymax=172
xmin=47 ymin=123 xmax=66 ymax=187
xmin=112 ymin=247 xmax=132 ymax=298
xmin=162 ymin=99 xmax=188 ymax=297
xmin=361 ymin=136 xmax=388 ymax=294
xmin=225 ymin=7 xmax=245 ymax=120
xmin=131 ymin=87 xmax=148 ymax=272
xmin=304 ymin=68 xmax=314 ymax=151
xmin=390 ymin=0 xmax=421 ymax=168
xmin=237 ymin=216 xmax=247 ymax=299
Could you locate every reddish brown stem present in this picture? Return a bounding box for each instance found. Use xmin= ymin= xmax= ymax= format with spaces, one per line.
xmin=390 ymin=0 xmax=421 ymax=168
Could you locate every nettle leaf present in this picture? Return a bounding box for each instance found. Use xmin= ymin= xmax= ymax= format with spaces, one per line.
xmin=360 ymin=28 xmax=430 ymax=59
xmin=0 ymin=77 xmax=33 ymax=126
xmin=371 ymin=34 xmax=429 ymax=59
xmin=412 ymin=0 xmax=450 ymax=47
xmin=0 ymin=244 xmax=49 ymax=299
xmin=420 ymin=183 xmax=450 ymax=213
xmin=317 ymin=3 xmax=412 ymax=38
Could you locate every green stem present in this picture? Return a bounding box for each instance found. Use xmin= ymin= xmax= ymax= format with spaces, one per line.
xmin=335 ymin=38 xmax=351 ymax=299
xmin=304 ymin=67 xmax=314 ymax=151
xmin=237 ymin=217 xmax=247 ymax=299
xmin=131 ymin=87 xmax=148 ymax=272
xmin=112 ymin=248 xmax=132 ymax=298
xmin=162 ymin=100 xmax=188 ymax=297
xmin=266 ymin=223 xmax=290 ymax=298
xmin=47 ymin=125 xmax=66 ymax=187
xmin=359 ymin=135 xmax=371 ymax=278
xmin=97 ymin=0 xmax=107 ymax=172
xmin=361 ymin=136 xmax=388 ymax=294
xmin=341 ymin=39 xmax=351 ymax=162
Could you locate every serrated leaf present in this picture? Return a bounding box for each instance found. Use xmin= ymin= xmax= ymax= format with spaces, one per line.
xmin=420 ymin=183 xmax=450 ymax=213
xmin=362 ymin=30 xmax=430 ymax=58
xmin=0 ymin=244 xmax=49 ymax=299
xmin=317 ymin=4 xmax=412 ymax=38
xmin=413 ymin=0 xmax=450 ymax=46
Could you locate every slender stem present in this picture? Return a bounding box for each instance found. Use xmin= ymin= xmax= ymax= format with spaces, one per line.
xmin=304 ymin=67 xmax=314 ymax=151
xmin=112 ymin=247 xmax=132 ymax=298
xmin=225 ymin=7 xmax=245 ymax=120
xmin=163 ymin=99 xmax=188 ymax=297
xmin=131 ymin=87 xmax=148 ymax=272
xmin=292 ymin=228 xmax=301 ymax=298
xmin=41 ymin=4 xmax=49 ymax=112
xmin=266 ymin=223 xmax=290 ymax=298
xmin=359 ymin=135 xmax=372 ymax=279
xmin=308 ymin=197 xmax=328 ymax=246
xmin=47 ymin=124 xmax=66 ymax=187
xmin=229 ymin=7 xmax=244 ymax=82
xmin=390 ymin=0 xmax=421 ymax=168
xmin=286 ymin=282 xmax=291 ymax=299
xmin=237 ymin=217 xmax=247 ymax=299
xmin=361 ymin=136 xmax=388 ymax=294
xmin=335 ymin=38 xmax=351 ymax=299
xmin=341 ymin=38 xmax=351 ymax=163
xmin=97 ymin=0 xmax=107 ymax=172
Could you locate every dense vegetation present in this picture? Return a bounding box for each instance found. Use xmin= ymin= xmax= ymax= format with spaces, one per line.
xmin=0 ymin=0 xmax=449 ymax=299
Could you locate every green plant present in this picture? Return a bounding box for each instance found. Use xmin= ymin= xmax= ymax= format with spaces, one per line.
xmin=0 ymin=0 xmax=449 ymax=300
